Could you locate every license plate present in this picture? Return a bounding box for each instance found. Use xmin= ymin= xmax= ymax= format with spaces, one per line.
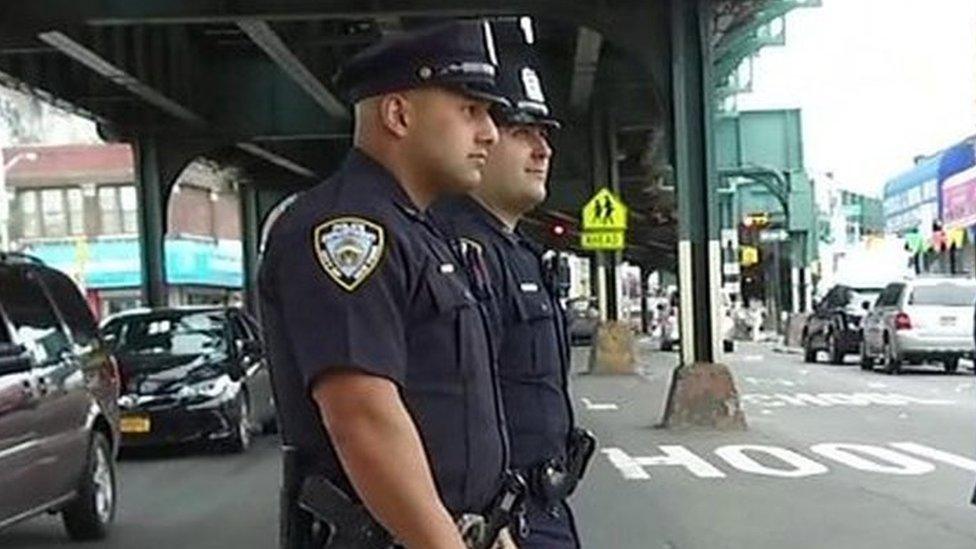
xmin=120 ymin=415 xmax=151 ymax=434
xmin=939 ymin=316 xmax=956 ymax=327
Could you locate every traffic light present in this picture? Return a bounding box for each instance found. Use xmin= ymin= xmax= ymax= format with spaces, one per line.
xmin=742 ymin=212 xmax=770 ymax=229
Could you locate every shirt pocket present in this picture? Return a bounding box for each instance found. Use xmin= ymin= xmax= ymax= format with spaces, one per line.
xmin=511 ymin=285 xmax=557 ymax=375
xmin=422 ymin=271 xmax=486 ymax=379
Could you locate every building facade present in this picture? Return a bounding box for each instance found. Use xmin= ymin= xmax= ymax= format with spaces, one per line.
xmin=3 ymin=143 xmax=243 ymax=319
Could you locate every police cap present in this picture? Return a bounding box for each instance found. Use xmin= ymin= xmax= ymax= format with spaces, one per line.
xmin=489 ymin=19 xmax=561 ymax=129
xmin=335 ymin=19 xmax=509 ymax=106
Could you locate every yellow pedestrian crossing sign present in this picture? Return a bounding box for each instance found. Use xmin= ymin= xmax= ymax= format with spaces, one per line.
xmin=582 ymin=188 xmax=627 ymax=231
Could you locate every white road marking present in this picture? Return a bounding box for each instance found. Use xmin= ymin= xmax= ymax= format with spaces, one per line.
xmin=867 ymin=382 xmax=888 ymax=389
xmin=798 ymin=369 xmax=809 ymax=376
xmin=581 ymin=397 xmax=619 ymax=411
xmin=741 ymin=355 xmax=764 ymax=362
xmin=714 ymin=445 xmax=829 ymax=478
xmin=744 ymin=377 xmax=797 ymax=387
xmin=634 ymin=445 xmax=727 ymax=478
xmin=898 ymin=412 xmax=909 ymax=419
xmin=760 ymin=410 xmax=773 ymax=415
xmin=954 ymin=383 xmax=973 ymax=393
xmin=602 ymin=442 xmax=976 ymax=481
xmin=890 ymin=442 xmax=976 ymax=472
xmin=809 ymin=443 xmax=934 ymax=475
xmin=740 ymin=392 xmax=955 ymax=408
xmin=601 ymin=448 xmax=650 ymax=479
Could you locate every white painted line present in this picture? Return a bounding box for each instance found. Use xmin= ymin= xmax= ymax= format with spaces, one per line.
xmin=634 ymin=445 xmax=727 ymax=478
xmin=809 ymin=443 xmax=934 ymax=475
xmin=898 ymin=412 xmax=908 ymax=419
xmin=740 ymin=392 xmax=955 ymax=408
xmin=714 ymin=445 xmax=829 ymax=478
xmin=601 ymin=448 xmax=651 ymax=479
xmin=798 ymin=369 xmax=809 ymax=375
xmin=954 ymin=383 xmax=973 ymax=393
xmin=742 ymin=355 xmax=763 ymax=362
xmin=581 ymin=397 xmax=619 ymax=411
xmin=889 ymin=443 xmax=976 ymax=472
xmin=760 ymin=410 xmax=773 ymax=415
xmin=867 ymin=382 xmax=888 ymax=389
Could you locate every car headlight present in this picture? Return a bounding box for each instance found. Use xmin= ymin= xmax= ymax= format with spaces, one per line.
xmin=178 ymin=375 xmax=234 ymax=400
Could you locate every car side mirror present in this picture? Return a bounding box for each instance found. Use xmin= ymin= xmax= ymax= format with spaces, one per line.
xmin=0 ymin=343 xmax=31 ymax=374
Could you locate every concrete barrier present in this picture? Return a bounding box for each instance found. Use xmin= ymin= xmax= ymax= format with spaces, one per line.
xmin=785 ymin=313 xmax=809 ymax=348
xmin=588 ymin=322 xmax=636 ymax=374
xmin=661 ymin=362 xmax=747 ymax=430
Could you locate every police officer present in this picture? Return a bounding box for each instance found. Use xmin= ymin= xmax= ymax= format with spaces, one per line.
xmin=435 ymin=21 xmax=590 ymax=549
xmin=259 ymin=20 xmax=518 ymax=549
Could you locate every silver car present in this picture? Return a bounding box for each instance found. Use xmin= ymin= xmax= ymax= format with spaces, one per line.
xmin=861 ymin=277 xmax=976 ymax=374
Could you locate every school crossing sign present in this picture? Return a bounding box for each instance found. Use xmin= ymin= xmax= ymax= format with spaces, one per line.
xmin=581 ymin=188 xmax=628 ymax=250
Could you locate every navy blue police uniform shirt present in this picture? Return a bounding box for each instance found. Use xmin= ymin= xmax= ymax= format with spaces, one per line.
xmin=259 ymin=149 xmax=507 ymax=514
xmin=436 ymin=197 xmax=574 ymax=471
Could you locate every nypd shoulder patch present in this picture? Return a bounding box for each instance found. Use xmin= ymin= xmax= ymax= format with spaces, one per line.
xmin=312 ymin=217 xmax=386 ymax=292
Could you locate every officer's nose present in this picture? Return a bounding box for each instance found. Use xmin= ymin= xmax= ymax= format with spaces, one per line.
xmin=532 ymin=131 xmax=552 ymax=161
xmin=476 ymin=110 xmax=499 ymax=147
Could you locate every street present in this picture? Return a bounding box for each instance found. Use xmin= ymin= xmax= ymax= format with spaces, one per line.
xmin=2 ymin=341 xmax=974 ymax=548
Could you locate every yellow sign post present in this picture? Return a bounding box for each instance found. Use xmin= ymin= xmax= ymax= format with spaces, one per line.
xmin=580 ymin=189 xmax=628 ymax=251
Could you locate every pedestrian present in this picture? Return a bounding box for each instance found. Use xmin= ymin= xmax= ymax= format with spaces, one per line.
xmin=259 ymin=20 xmax=519 ymax=549
xmin=435 ymin=20 xmax=594 ymax=548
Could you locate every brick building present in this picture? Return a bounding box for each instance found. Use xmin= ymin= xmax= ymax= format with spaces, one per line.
xmin=3 ymin=143 xmax=243 ymax=319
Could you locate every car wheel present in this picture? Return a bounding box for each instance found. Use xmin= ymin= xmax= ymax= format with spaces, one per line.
xmin=803 ymin=334 xmax=817 ymax=363
xmin=944 ymin=356 xmax=959 ymax=374
xmin=62 ymin=431 xmax=116 ymax=541
xmin=827 ymin=332 xmax=844 ymax=365
xmin=225 ymin=395 xmax=252 ymax=454
xmin=859 ymin=342 xmax=874 ymax=371
xmin=883 ymin=338 xmax=902 ymax=375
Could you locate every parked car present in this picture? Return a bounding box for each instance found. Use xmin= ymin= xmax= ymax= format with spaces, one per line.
xmin=803 ymin=284 xmax=883 ymax=364
xmin=101 ymin=306 xmax=275 ymax=452
xmin=861 ymin=277 xmax=976 ymax=374
xmin=0 ymin=252 xmax=120 ymax=540
xmin=567 ymin=297 xmax=599 ymax=345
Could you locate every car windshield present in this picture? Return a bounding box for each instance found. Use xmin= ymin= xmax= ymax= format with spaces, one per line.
xmin=908 ymin=283 xmax=976 ymax=306
xmin=106 ymin=311 xmax=228 ymax=357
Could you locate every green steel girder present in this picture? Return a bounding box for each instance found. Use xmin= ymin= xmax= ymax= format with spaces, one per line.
xmin=719 ymin=165 xmax=790 ymax=216
xmin=712 ymin=0 xmax=820 ymax=85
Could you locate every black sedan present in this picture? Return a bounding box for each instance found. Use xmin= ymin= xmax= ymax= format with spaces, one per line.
xmin=100 ymin=306 xmax=275 ymax=453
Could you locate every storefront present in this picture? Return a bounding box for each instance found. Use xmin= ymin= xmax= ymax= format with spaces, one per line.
xmin=22 ymin=236 xmax=242 ymax=320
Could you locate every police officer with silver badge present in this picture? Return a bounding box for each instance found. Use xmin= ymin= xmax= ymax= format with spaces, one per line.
xmin=259 ymin=20 xmax=524 ymax=549
xmin=436 ymin=20 xmax=595 ymax=549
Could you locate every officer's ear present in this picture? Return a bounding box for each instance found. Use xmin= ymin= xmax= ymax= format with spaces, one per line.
xmin=378 ymin=92 xmax=411 ymax=138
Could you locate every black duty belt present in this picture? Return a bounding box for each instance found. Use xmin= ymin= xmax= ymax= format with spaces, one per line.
xmin=526 ymin=428 xmax=597 ymax=508
xmin=293 ymin=471 xmax=527 ymax=549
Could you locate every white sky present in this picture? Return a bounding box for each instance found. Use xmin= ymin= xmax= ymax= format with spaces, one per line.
xmin=734 ymin=0 xmax=976 ymax=197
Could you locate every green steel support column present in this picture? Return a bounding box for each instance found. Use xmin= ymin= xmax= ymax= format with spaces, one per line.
xmin=589 ymin=103 xmax=614 ymax=321
xmin=606 ymin=115 xmax=621 ymax=321
xmin=672 ymin=0 xmax=720 ymax=364
xmin=132 ymin=137 xmax=167 ymax=307
xmin=240 ymin=183 xmax=260 ymax=317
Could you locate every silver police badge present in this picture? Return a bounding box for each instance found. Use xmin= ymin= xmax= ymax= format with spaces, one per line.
xmin=313 ymin=217 xmax=385 ymax=292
